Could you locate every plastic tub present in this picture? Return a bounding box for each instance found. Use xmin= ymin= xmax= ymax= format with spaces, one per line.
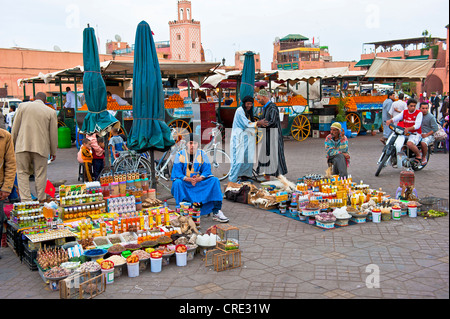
xmin=372 ymin=209 xmax=381 ymax=223
xmin=408 ymin=204 xmax=417 ymax=218
xmin=150 ymin=257 xmax=162 ymax=273
xmin=176 ymin=252 xmax=187 ymax=267
xmin=127 ymin=262 xmax=139 ymax=278
xmin=392 ymin=207 xmax=402 ymax=220
xmin=102 ymin=268 xmax=114 ymax=284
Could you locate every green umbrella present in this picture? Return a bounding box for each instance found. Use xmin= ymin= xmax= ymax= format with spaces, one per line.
xmin=127 ymin=21 xmax=175 ymax=153
xmin=80 ymin=26 xmax=119 ymax=137
xmin=239 ymin=51 xmax=256 ymax=103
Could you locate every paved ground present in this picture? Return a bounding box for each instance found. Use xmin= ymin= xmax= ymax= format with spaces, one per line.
xmin=0 ymin=132 xmax=448 ymax=300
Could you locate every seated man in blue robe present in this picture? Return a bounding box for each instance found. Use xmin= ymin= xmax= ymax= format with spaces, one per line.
xmin=171 ymin=134 xmax=229 ymax=223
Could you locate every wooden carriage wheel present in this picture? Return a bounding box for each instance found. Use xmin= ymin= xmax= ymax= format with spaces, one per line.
xmin=290 ymin=114 xmax=311 ymax=141
xmin=168 ymin=119 xmax=192 ymax=142
xmin=346 ymin=112 xmax=361 ymax=134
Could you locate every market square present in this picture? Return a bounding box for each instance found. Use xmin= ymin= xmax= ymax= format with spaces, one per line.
xmin=0 ymin=0 xmax=449 ymax=304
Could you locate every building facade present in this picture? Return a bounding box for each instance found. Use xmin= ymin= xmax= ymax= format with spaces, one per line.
xmin=271 ymin=34 xmax=359 ymax=71
xmin=358 ymin=29 xmax=448 ymax=95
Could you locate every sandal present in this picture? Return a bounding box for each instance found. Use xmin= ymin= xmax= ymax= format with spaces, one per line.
xmin=414 ymin=157 xmax=422 ymax=164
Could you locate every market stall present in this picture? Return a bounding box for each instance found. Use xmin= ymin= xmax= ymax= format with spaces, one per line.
xmin=224 ymin=173 xmax=448 ymax=230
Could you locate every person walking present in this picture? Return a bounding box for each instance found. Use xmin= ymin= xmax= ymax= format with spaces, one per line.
xmin=11 ymin=92 xmax=58 ymax=202
xmin=430 ymin=92 xmax=440 ymax=121
xmin=381 ymin=91 xmax=395 ymax=144
xmin=0 ymin=127 xmax=17 ymax=259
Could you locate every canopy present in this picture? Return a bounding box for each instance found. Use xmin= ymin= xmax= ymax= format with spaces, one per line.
xmin=239 ymin=51 xmax=256 ymax=102
xmin=127 ymin=21 xmax=175 ymax=153
xmin=18 ymin=60 xmax=220 ymax=86
xmin=365 ymin=57 xmax=436 ymax=80
xmin=80 ymin=27 xmax=119 ymax=137
xmin=277 ymin=67 xmax=361 ymax=84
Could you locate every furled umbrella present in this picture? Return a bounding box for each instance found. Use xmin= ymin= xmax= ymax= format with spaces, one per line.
xmin=80 ymin=26 xmax=119 ymax=137
xmin=127 ymin=21 xmax=175 ymax=187
xmin=239 ymin=51 xmax=256 ymax=103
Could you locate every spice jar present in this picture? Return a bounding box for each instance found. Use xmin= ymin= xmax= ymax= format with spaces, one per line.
xmin=101 ymin=184 xmax=111 ymax=198
xmin=141 ymin=178 xmax=149 ymax=191
xmin=135 ymin=179 xmax=142 ymax=189
xmin=111 ymin=182 xmax=120 ymax=197
xmin=119 ymin=181 xmax=127 ymax=195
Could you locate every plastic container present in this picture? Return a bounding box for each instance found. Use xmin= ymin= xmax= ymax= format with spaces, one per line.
xmin=110 ymin=182 xmax=119 ymax=197
xmin=176 ymin=252 xmax=187 ymax=267
xmin=150 ymin=257 xmax=162 ymax=273
xmin=119 ymin=182 xmax=127 ymax=195
xmin=127 ymin=262 xmax=139 ymax=277
xmin=148 ymin=189 xmax=156 ymax=200
xmin=142 ymin=178 xmax=149 ymax=191
xmin=102 ymin=268 xmax=114 ymax=284
xmin=101 ymin=184 xmax=111 ymax=198
xmin=392 ymin=207 xmax=402 ymax=220
xmin=372 ymin=209 xmax=381 ymax=223
xmin=58 ymin=127 xmax=72 ymax=149
xmin=408 ymin=204 xmax=417 ymax=218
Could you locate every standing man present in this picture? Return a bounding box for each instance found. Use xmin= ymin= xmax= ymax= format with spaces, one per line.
xmin=5 ymin=105 xmax=16 ymax=133
xmin=389 ymin=93 xmax=407 ymax=119
xmin=381 ymin=91 xmax=395 ymax=144
xmin=229 ymin=96 xmax=268 ymax=183
xmin=0 ymin=127 xmax=16 ymax=259
xmin=64 ymin=87 xmax=81 ymax=109
xmin=430 ymin=92 xmax=440 ymax=121
xmin=11 ymin=92 xmax=58 ymax=202
xmin=419 ymin=102 xmax=439 ymax=165
xmin=255 ymin=89 xmax=288 ymax=180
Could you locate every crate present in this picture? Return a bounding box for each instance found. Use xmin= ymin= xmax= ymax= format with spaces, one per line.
xmin=319 ymin=123 xmax=332 ymax=131
xmin=319 ymin=115 xmax=335 ymax=124
xmin=204 ymin=248 xmax=223 ymax=267
xmin=215 ymin=224 xmax=239 ymax=252
xmin=319 ymin=131 xmax=330 ymax=139
xmin=22 ymin=242 xmax=38 ymax=271
xmin=60 ymin=271 xmax=106 ymax=299
xmin=214 ymin=249 xmax=241 ymax=272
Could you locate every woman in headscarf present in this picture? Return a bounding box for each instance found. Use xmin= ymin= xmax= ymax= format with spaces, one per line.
xmin=229 ymin=96 xmax=268 ymax=182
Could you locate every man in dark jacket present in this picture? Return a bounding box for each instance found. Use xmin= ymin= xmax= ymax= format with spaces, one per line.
xmin=255 ymin=89 xmax=288 ymax=179
xmin=430 ymin=92 xmax=440 ymax=120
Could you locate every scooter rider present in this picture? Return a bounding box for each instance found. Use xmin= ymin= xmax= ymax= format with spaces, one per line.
xmin=386 ymin=99 xmax=423 ymax=165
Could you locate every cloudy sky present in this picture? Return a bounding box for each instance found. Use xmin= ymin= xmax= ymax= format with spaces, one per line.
xmin=1 ymin=0 xmax=448 ymax=70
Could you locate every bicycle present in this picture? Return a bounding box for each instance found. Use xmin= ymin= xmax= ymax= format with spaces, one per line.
xmin=202 ymin=121 xmax=231 ymax=181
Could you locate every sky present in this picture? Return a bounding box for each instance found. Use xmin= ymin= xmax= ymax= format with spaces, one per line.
xmin=1 ymin=0 xmax=448 ymax=70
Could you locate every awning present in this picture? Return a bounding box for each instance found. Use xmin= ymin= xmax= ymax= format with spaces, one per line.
xmin=406 ymin=55 xmax=429 ymax=60
xmin=364 ymin=57 xmax=436 ymax=80
xmin=277 ymin=67 xmax=357 ymax=83
xmin=355 ymin=59 xmax=374 ymax=67
xmin=18 ymin=60 xmax=220 ymax=86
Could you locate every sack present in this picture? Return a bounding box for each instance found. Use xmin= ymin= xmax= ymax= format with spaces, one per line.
xmin=434 ymin=124 xmax=447 ymax=141
xmin=224 ymin=184 xmax=250 ymax=204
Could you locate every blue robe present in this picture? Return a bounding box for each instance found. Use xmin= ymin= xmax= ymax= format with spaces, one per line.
xmin=171 ymin=149 xmax=223 ymax=216
xmin=229 ymin=107 xmax=257 ymax=182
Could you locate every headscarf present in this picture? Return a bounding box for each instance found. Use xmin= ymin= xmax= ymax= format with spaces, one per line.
xmin=241 ymin=95 xmax=255 ymax=122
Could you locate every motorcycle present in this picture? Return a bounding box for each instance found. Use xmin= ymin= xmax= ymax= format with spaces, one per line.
xmin=375 ymin=123 xmax=431 ymax=177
